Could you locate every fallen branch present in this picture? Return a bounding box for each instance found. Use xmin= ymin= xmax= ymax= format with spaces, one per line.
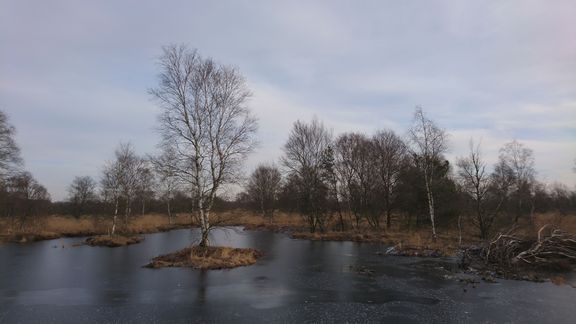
xmin=481 ymin=225 xmax=576 ymax=271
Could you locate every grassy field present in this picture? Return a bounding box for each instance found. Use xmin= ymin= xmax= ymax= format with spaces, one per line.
xmin=0 ymin=213 xmax=192 ymax=243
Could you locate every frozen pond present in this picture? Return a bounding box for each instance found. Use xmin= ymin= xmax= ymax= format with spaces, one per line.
xmin=1 ymin=227 xmax=575 ymax=323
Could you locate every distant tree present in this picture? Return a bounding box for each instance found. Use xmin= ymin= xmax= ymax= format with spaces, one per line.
xmin=408 ymin=107 xmax=448 ymax=237
xmin=100 ymin=159 xmax=122 ymax=235
xmin=135 ymin=161 xmax=155 ymax=215
xmin=67 ymin=176 xmax=97 ymax=217
xmin=245 ymin=164 xmax=282 ymax=221
xmin=548 ymin=182 xmax=574 ymax=215
xmin=115 ymin=143 xmax=143 ymax=227
xmin=396 ymin=161 xmax=426 ymax=227
xmin=4 ymin=172 xmax=50 ymax=229
xmin=320 ymin=145 xmax=345 ymax=231
xmin=99 ymin=143 xmax=143 ymax=234
xmin=372 ymin=130 xmax=408 ymax=229
xmin=150 ymin=44 xmax=258 ymax=247
xmin=334 ymin=132 xmax=379 ymax=228
xmin=496 ymin=140 xmax=536 ymax=223
xmin=333 ymin=133 xmax=357 ymax=225
xmin=276 ymin=173 xmax=301 ymax=213
xmin=0 ymin=110 xmax=22 ymax=179
xmin=282 ymin=118 xmax=332 ymax=232
xmin=456 ymin=139 xmax=501 ymax=239
xmin=151 ymin=146 xmax=180 ymax=224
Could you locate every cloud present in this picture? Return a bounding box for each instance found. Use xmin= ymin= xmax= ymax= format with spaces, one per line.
xmin=1 ymin=0 xmax=575 ymax=199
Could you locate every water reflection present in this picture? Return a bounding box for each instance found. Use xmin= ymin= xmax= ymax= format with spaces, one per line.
xmin=0 ymin=227 xmax=575 ymax=323
xmin=196 ymin=270 xmax=208 ymax=305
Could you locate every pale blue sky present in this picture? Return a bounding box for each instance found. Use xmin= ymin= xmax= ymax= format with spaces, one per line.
xmin=1 ymin=0 xmax=575 ymax=200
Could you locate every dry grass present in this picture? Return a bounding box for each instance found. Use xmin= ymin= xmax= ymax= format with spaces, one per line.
xmin=2 ymin=210 xmax=575 ymax=253
xmin=230 ymin=210 xmax=576 ymax=257
xmin=85 ymin=235 xmax=144 ymax=247
xmin=291 ymin=228 xmax=469 ymax=256
xmin=43 ymin=216 xmax=101 ymax=235
xmin=145 ymin=246 xmax=262 ymax=270
xmin=221 ymin=211 xmax=303 ymax=227
xmin=532 ymin=212 xmax=576 ymax=235
xmin=230 ymin=210 xmax=479 ymax=255
xmin=0 ymin=213 xmax=192 ymax=243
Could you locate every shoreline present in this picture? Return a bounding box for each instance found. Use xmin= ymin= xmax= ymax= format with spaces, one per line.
xmin=1 ymin=213 xmax=575 ymax=283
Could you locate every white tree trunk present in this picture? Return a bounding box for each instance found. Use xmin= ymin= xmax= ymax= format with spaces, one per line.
xmin=424 ymin=171 xmax=437 ymax=238
xmin=167 ymin=199 xmax=172 ymax=225
xmin=111 ymin=197 xmax=119 ymax=236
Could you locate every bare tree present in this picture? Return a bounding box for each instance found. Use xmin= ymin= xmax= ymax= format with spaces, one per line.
xmin=115 ymin=143 xmax=143 ymax=227
xmin=246 ymin=164 xmax=282 ymax=221
xmin=282 ymin=118 xmax=332 ymax=232
xmin=372 ymin=130 xmax=408 ymax=229
xmin=497 ymin=140 xmax=536 ymax=223
xmin=150 ymin=44 xmax=257 ymax=247
xmin=135 ymin=162 xmax=155 ymax=215
xmin=334 ymin=132 xmax=378 ymax=228
xmin=99 ymin=143 xmax=142 ymax=235
xmin=4 ymin=172 xmax=50 ymax=229
xmin=456 ymin=139 xmax=501 ymax=239
xmin=68 ymin=176 xmax=97 ymax=217
xmin=320 ymin=145 xmax=345 ymax=231
xmin=151 ymin=146 xmax=180 ymax=224
xmin=0 ymin=110 xmax=22 ymax=178
xmin=408 ymin=107 xmax=448 ymax=237
xmin=100 ymin=160 xmax=122 ymax=235
xmin=548 ymin=182 xmax=572 ymax=215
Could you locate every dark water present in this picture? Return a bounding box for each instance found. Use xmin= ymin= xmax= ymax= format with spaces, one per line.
xmin=1 ymin=227 xmax=575 ymax=323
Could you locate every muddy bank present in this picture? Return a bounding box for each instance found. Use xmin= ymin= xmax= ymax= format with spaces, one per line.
xmin=145 ymin=246 xmax=262 ymax=270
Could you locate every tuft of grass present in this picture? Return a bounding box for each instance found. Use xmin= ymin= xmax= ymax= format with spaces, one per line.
xmin=84 ymin=235 xmax=144 ymax=247
xmin=145 ymin=246 xmax=262 ymax=270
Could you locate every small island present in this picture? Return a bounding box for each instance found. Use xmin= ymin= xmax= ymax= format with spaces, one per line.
xmin=85 ymin=235 xmax=144 ymax=247
xmin=145 ymin=246 xmax=262 ymax=270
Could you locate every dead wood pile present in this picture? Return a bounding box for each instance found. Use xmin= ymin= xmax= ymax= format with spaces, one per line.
xmin=483 ymin=225 xmax=576 ymax=270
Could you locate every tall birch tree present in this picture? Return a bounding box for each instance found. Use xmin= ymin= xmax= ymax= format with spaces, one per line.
xmin=408 ymin=107 xmax=448 ymax=237
xmin=150 ymin=45 xmax=257 ymax=247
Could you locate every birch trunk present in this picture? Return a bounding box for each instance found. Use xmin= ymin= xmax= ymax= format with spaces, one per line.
xmin=424 ymin=171 xmax=437 ymax=238
xmin=111 ymin=197 xmax=119 ymax=236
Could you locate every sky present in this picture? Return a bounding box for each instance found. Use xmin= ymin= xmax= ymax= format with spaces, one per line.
xmin=1 ymin=0 xmax=575 ymax=201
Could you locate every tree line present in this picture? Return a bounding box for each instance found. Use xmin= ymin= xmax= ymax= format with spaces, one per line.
xmin=1 ymin=44 xmax=575 ymax=244
xmin=240 ymin=113 xmax=576 ymax=239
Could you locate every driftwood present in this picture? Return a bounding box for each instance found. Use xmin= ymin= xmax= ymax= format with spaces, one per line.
xmin=483 ymin=226 xmax=529 ymax=266
xmin=514 ymin=229 xmax=576 ymax=266
xmin=482 ymin=225 xmax=576 ymax=270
